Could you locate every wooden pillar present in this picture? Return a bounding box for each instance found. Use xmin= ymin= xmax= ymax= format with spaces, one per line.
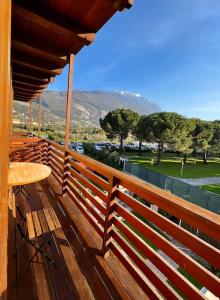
xmin=0 ymin=0 xmax=11 ymax=299
xmin=29 ymin=101 xmax=33 ymax=133
xmin=64 ymin=54 xmax=74 ymax=149
xmin=38 ymin=95 xmax=42 ymax=135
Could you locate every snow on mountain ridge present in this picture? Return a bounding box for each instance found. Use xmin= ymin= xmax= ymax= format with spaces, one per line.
xmin=119 ymin=91 xmax=142 ymax=97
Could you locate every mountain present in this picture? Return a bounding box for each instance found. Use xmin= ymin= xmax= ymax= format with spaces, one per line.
xmin=14 ymin=90 xmax=161 ymax=127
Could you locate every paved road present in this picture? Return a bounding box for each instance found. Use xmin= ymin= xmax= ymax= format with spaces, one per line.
xmin=174 ymin=176 xmax=220 ymax=186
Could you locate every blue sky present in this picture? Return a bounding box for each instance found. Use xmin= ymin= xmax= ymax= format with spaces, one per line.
xmin=48 ymin=0 xmax=220 ymax=121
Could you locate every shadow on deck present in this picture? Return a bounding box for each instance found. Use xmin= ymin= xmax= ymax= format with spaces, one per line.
xmin=8 ymin=174 xmax=147 ymax=300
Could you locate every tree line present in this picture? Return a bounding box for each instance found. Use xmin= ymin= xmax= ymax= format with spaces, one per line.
xmin=100 ymin=109 xmax=220 ymax=165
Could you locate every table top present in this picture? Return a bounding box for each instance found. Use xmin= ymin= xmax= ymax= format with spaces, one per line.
xmin=8 ymin=162 xmax=51 ymax=187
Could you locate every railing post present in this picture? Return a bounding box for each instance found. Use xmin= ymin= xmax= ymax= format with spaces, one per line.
xmin=62 ymin=150 xmax=69 ymax=195
xmin=45 ymin=140 xmax=50 ymax=165
xmin=101 ymin=176 xmax=118 ymax=257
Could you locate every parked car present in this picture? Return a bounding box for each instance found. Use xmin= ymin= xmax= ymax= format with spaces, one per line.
xmin=125 ymin=143 xmax=138 ymax=151
xmin=94 ymin=143 xmax=107 ymax=151
xmin=75 ymin=145 xmax=84 ymax=154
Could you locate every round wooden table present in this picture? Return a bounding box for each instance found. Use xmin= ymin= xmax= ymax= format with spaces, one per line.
xmin=8 ymin=162 xmax=51 ymax=201
xmin=8 ymin=162 xmax=51 ymax=187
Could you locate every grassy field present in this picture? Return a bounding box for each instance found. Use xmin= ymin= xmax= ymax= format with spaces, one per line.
xmin=122 ymin=152 xmax=220 ymax=178
xmin=201 ymin=184 xmax=220 ymax=195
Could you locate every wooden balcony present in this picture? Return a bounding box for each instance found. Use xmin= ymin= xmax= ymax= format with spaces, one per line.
xmin=8 ymin=136 xmax=220 ymax=300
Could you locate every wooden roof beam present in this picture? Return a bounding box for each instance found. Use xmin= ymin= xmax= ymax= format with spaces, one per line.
xmin=13 ymin=72 xmax=50 ymax=84
xmin=12 ymin=59 xmax=62 ymax=76
xmin=13 ymin=80 xmax=48 ymax=89
xmin=12 ymin=40 xmax=67 ymax=68
xmin=111 ymin=0 xmax=133 ymax=11
xmin=13 ymin=85 xmax=43 ymax=93
xmin=14 ymin=97 xmax=34 ymax=102
xmin=14 ymin=90 xmax=40 ymax=97
xmin=13 ymin=4 xmax=96 ymax=46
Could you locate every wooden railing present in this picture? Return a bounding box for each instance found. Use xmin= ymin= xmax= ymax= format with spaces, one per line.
xmin=11 ymin=137 xmax=220 ymax=299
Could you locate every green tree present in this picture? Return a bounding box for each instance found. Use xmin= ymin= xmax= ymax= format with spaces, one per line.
xmin=133 ymin=115 xmax=148 ymax=155
xmin=192 ymin=120 xmax=213 ymax=164
xmin=143 ymin=112 xmax=189 ymax=165
xmin=171 ymin=118 xmax=195 ymax=164
xmin=100 ymin=109 xmax=139 ymax=151
xmin=210 ymin=120 xmax=220 ymax=154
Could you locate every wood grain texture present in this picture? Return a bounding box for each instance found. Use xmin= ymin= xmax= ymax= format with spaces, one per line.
xmin=0 ymin=1 xmax=11 ymax=298
xmin=8 ymin=162 xmax=51 ymax=186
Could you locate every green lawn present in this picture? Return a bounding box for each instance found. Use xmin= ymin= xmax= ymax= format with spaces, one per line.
xmin=123 ymin=153 xmax=220 ymax=178
xmin=201 ymin=184 xmax=220 ymax=195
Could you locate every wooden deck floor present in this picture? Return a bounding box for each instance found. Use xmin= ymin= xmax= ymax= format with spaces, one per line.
xmin=8 ymin=174 xmax=148 ymax=300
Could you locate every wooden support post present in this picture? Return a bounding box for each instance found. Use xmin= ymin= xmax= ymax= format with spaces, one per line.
xmin=64 ymin=54 xmax=74 ymax=149
xmin=38 ymin=95 xmax=42 ymax=135
xmin=0 ymin=0 xmax=11 ymax=298
xmin=62 ymin=150 xmax=69 ymax=195
xmin=102 ymin=176 xmax=118 ymax=257
xmin=29 ymin=101 xmax=33 ymax=133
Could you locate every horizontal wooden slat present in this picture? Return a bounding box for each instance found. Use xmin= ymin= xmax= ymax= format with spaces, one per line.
xmin=49 ymin=147 xmax=65 ymax=160
xmin=109 ymin=242 xmax=163 ymax=300
xmin=48 ymin=156 xmax=63 ymax=173
xmin=68 ymin=158 xmax=109 ymax=190
xmin=43 ymin=208 xmax=55 ymax=231
xmin=48 ymin=207 xmax=61 ymax=229
xmin=67 ymin=187 xmax=103 ymax=238
xmin=32 ymin=211 xmax=42 ymax=237
xmin=113 ymin=218 xmax=206 ymax=299
xmin=115 ymin=203 xmax=220 ymax=295
xmin=49 ymin=152 xmax=63 ymax=167
xmin=67 ymin=174 xmax=106 ymax=215
xmin=117 ymin=190 xmax=220 ymax=269
xmin=112 ymin=230 xmax=179 ymax=299
xmin=67 ymin=165 xmax=108 ymax=203
xmin=67 ymin=181 xmax=105 ymax=226
xmin=26 ymin=212 xmax=35 ymax=239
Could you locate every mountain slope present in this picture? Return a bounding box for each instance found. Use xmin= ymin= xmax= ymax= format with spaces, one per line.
xmin=14 ymin=90 xmax=161 ymax=127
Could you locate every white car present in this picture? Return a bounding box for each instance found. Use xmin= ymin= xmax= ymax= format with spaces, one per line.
xmin=94 ymin=143 xmax=107 ymax=151
xmin=75 ymin=145 xmax=84 ymax=154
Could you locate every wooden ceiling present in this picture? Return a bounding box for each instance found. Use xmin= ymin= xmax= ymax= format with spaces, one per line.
xmin=12 ymin=0 xmax=133 ymax=102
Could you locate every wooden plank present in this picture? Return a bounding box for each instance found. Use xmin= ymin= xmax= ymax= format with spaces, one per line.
xmin=13 ymin=79 xmax=47 ymax=89
xmin=26 ymin=212 xmax=36 ymax=239
xmin=54 ymin=228 xmax=95 ymax=299
xmin=114 ymin=217 xmax=206 ymax=299
xmin=68 ymin=158 xmax=109 ymax=190
xmin=67 ymin=188 xmax=104 ymax=238
xmin=109 ymin=242 xmax=162 ymax=300
xmin=37 ymin=210 xmax=49 ymax=234
xmin=32 ymin=211 xmax=42 ymax=237
xmin=68 ymin=166 xmax=108 ymax=203
xmin=48 ymin=207 xmax=61 ymax=229
xmin=67 ymin=174 xmax=106 ymax=215
xmin=13 ymin=71 xmax=49 ymax=83
xmin=67 ymin=181 xmax=105 ymax=226
xmin=12 ymin=58 xmax=62 ymax=76
xmin=65 ymin=54 xmax=74 ymax=149
xmin=43 ymin=208 xmax=55 ymax=231
xmin=29 ymin=101 xmax=33 ymax=132
xmin=13 ymin=84 xmax=43 ymax=93
xmin=12 ymin=193 xmax=16 ymax=218
xmin=117 ymin=190 xmax=220 ymax=269
xmin=13 ymin=4 xmax=95 ymax=45
xmin=112 ymin=230 xmax=179 ymax=299
xmin=0 ymin=1 xmax=11 ymax=297
xmin=115 ymin=203 xmax=220 ymax=295
xmin=38 ymin=95 xmax=42 ymax=134
xmin=12 ymin=40 xmax=67 ymax=67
